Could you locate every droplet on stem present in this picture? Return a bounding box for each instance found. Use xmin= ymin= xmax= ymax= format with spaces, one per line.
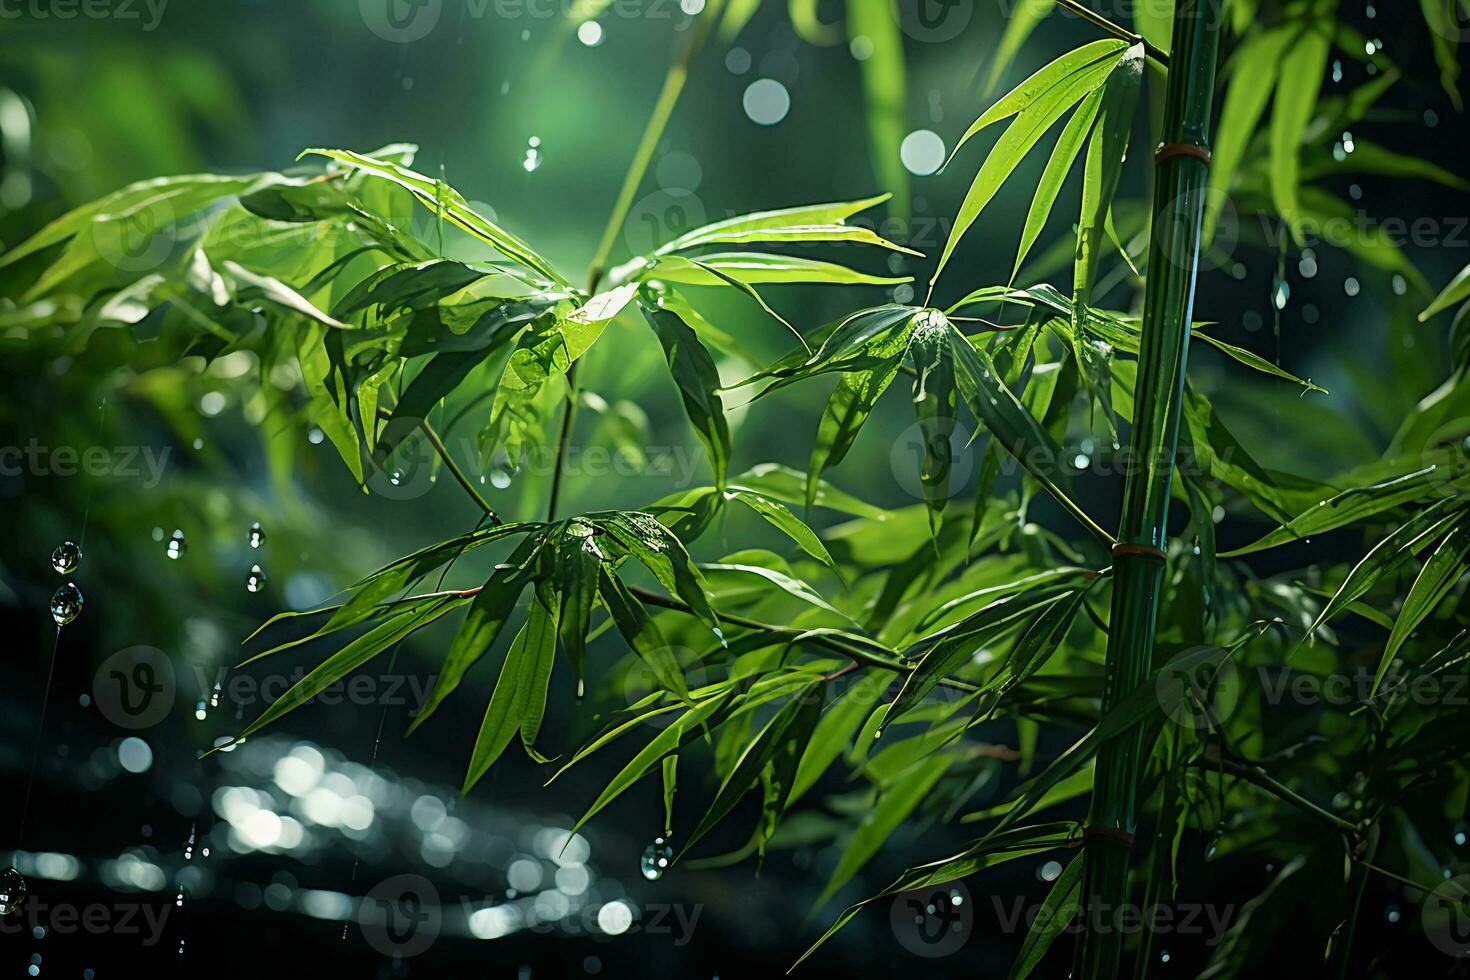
xmin=51 ymin=541 xmax=82 ymax=574
xmin=51 ymin=582 xmax=84 ymax=626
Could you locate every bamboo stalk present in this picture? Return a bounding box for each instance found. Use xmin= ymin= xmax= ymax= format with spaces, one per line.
xmin=1072 ymin=2 xmax=1222 ymax=976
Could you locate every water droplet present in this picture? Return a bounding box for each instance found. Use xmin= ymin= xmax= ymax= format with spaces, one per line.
xmin=1298 ymin=248 xmax=1317 ymax=279
xmin=640 ymin=837 xmax=674 ymax=880
xmin=166 ymin=529 xmax=187 ymax=560
xmin=50 ymin=583 xmax=83 ymax=626
xmin=1331 ymin=59 xmax=1343 ymax=83
xmin=249 ymin=522 xmax=265 ymax=549
xmin=50 ymin=541 xmax=81 ymax=574
xmin=1160 ymin=949 xmax=1171 ymax=963
xmin=1271 ymin=276 xmax=1290 ymax=310
xmin=725 ymin=46 xmax=751 ymax=74
xmin=1344 ymin=277 xmax=1361 ymax=298
xmin=246 ymin=565 xmax=267 ymax=593
xmin=0 ymin=868 xmax=26 ymax=915
xmin=1454 ymin=820 xmax=1467 ymax=846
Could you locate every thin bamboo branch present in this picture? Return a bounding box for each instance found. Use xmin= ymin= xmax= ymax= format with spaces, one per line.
xmin=1055 ymin=0 xmax=1170 ymax=67
xmin=548 ymin=11 xmax=713 ymax=523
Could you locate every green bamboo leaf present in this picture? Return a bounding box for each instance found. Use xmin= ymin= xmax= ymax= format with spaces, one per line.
xmin=1220 ymin=468 xmax=1439 ymax=556
xmin=732 ymin=463 xmax=891 ymax=521
xmin=700 ymin=563 xmax=848 ymax=619
xmin=796 ymin=821 xmax=1078 ymax=969
xmin=222 ymin=261 xmax=348 ymax=329
xmin=462 ymin=585 xmax=561 ymax=791
xmin=1376 ymin=517 xmax=1470 ymax=691
xmin=1074 ymin=43 xmax=1144 ymax=311
xmin=1299 ymin=501 xmax=1459 ymax=645
xmin=1014 ymin=87 xmax=1105 ymax=282
xmin=661 ymin=224 xmax=918 ymax=255
xmin=332 ymin=259 xmax=490 ymax=320
xmin=662 ymin=756 xmax=678 ymax=836
xmin=1008 ymin=852 xmax=1085 ymax=980
xmin=302 ymin=148 xmax=568 ymax=286
xmin=554 ymin=530 xmax=603 ymax=694
xmin=806 ymin=322 xmax=916 ymax=510
xmin=1301 ymin=139 xmax=1470 ymax=191
xmin=599 ymin=512 xmax=720 ymax=631
xmin=724 ymin=486 xmax=836 ymax=568
xmin=957 ymin=39 xmax=1129 ymax=153
xmin=951 ymin=330 xmax=1109 ymax=544
xmin=934 ymin=47 xmax=1125 ymax=288
xmin=983 ymin=0 xmax=1053 ymax=95
xmin=1190 ymin=329 xmax=1328 ymax=393
xmin=885 ymin=587 xmax=1076 ymax=726
xmin=910 ymin=310 xmax=959 ymax=528
xmin=598 ymin=568 xmax=690 ymax=701
xmin=1421 ymin=0 xmax=1465 ymax=110
xmin=658 ymin=194 xmax=891 ymax=253
xmin=644 ymin=305 xmax=732 ymax=487
xmin=409 ymin=534 xmax=546 ymax=732
xmin=569 ymin=694 xmax=732 ymax=834
xmin=1204 ymin=25 xmax=1291 ymax=243
xmin=648 ymin=252 xmax=910 ymax=286
xmin=1268 ymin=20 xmax=1332 ymax=243
xmin=234 ymin=597 xmax=468 ymax=744
xmin=814 ymin=753 xmax=956 ymax=908
xmin=790 ymin=672 xmax=895 ymax=805
xmin=679 ymin=683 xmax=821 ymax=857
xmin=1421 ymin=263 xmax=1470 ymax=322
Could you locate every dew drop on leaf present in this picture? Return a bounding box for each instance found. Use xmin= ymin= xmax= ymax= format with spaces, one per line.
xmin=51 ymin=540 xmax=81 ymax=574
xmin=50 ymin=582 xmax=83 ymax=626
xmin=640 ymin=837 xmax=674 ymax=881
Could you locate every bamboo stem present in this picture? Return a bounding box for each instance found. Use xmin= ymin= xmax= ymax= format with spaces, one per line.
xmin=547 ymin=12 xmax=713 ymax=523
xmin=1073 ymin=3 xmax=1222 ymax=976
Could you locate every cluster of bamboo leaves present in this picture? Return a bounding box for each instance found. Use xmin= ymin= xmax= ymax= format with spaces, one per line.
xmin=4 ymin=1 xmax=1470 ymax=975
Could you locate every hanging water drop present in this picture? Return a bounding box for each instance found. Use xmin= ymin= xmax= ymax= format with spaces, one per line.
xmin=249 ymin=522 xmax=265 ymax=549
xmin=0 ymin=867 xmax=26 ymax=915
xmin=166 ymin=529 xmax=187 ymax=560
xmin=50 ymin=541 xmax=81 ymax=574
xmin=490 ymin=467 xmax=513 ymax=489
xmin=640 ymin=837 xmax=674 ymax=880
xmin=246 ymin=565 xmax=267 ymax=593
xmin=1454 ymin=820 xmax=1467 ymax=847
xmin=1272 ymin=277 xmax=1290 ymax=310
xmin=50 ymin=583 xmax=83 ymax=626
xmin=184 ymin=823 xmax=197 ymax=860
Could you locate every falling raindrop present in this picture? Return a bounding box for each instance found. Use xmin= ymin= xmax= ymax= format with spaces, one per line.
xmin=50 ymin=541 xmax=81 ymax=575
xmin=166 ymin=529 xmax=187 ymax=560
xmin=246 ymin=565 xmax=267 ymax=593
xmin=640 ymin=837 xmax=674 ymax=880
xmin=249 ymin=522 xmax=265 ymax=549
xmin=1454 ymin=820 xmax=1467 ymax=846
xmin=0 ymin=868 xmax=26 ymax=915
xmin=1160 ymin=949 xmax=1171 ymax=963
xmin=184 ymin=824 xmax=197 ymax=860
xmin=1331 ymin=59 xmax=1343 ymax=83
xmin=50 ymin=583 xmax=83 ymax=626
xmin=1272 ymin=277 xmax=1290 ymax=310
